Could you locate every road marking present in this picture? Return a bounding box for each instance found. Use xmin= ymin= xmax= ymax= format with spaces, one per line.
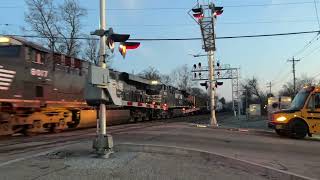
xmin=0 ymin=142 xmax=79 ymax=167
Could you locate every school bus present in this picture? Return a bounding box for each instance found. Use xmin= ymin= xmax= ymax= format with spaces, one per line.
xmin=268 ymin=86 xmax=320 ymax=138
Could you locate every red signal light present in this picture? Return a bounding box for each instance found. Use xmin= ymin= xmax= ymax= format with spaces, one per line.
xmin=214 ymin=7 xmax=224 ymax=17
xmin=119 ymin=44 xmax=127 ymax=58
xmin=118 ymin=42 xmax=140 ymax=58
xmin=193 ymin=13 xmax=204 ymax=20
xmin=192 ymin=7 xmax=204 ymax=20
xmin=124 ymin=42 xmax=140 ymax=50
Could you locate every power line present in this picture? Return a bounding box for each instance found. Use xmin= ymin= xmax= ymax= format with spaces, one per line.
xmin=81 ymin=19 xmax=318 ymax=28
xmin=223 ymin=1 xmax=314 ymax=7
xmin=271 ymin=0 xmax=320 ymax=86
xmin=1 ymin=30 xmax=319 ymax=41
xmin=314 ymin=0 xmax=320 ymax=30
xmin=0 ymin=1 xmax=315 ymax=10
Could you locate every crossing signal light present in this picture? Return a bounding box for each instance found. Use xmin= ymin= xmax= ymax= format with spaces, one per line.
xmin=106 ymin=28 xmax=130 ymax=42
xmin=119 ymin=42 xmax=140 ymax=58
xmin=200 ymin=82 xmax=208 ymax=90
xmin=192 ymin=7 xmax=204 ymax=20
xmin=214 ymin=7 xmax=224 ymax=17
xmin=119 ymin=43 xmax=127 ymax=58
xmin=215 ymin=81 xmax=223 ymax=88
xmin=92 ymin=27 xmax=140 ymax=59
xmin=106 ymin=37 xmax=115 ymax=53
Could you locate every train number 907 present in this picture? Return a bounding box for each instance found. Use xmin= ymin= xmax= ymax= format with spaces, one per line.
xmin=31 ymin=68 xmax=48 ymax=77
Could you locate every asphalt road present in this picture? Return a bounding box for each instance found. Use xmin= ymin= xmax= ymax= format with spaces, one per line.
xmin=0 ymin=114 xmax=319 ymax=179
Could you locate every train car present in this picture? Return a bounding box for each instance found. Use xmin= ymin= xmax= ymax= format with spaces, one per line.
xmin=0 ymin=36 xmax=93 ymax=135
xmin=0 ymin=36 xmax=200 ymax=136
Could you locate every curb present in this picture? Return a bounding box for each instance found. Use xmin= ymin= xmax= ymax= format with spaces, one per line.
xmin=115 ymin=143 xmax=316 ymax=180
xmin=191 ymin=123 xmax=274 ymax=135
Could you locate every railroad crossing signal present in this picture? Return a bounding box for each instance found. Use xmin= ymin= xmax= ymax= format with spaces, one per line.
xmin=213 ymin=6 xmax=224 ymax=17
xmin=118 ymin=42 xmax=141 ymax=58
xmin=215 ymin=81 xmax=223 ymax=88
xmin=91 ymin=27 xmax=140 ymax=59
xmin=200 ymin=82 xmax=208 ymax=90
xmin=192 ymin=7 xmax=204 ymax=20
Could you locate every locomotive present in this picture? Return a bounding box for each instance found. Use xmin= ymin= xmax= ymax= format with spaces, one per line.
xmin=0 ymin=36 xmax=202 ymax=136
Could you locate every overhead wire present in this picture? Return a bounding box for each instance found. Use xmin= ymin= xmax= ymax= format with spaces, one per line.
xmin=270 ymin=0 xmax=320 ymax=86
xmin=1 ymin=30 xmax=319 ymax=41
xmin=0 ymin=1 xmax=315 ymax=10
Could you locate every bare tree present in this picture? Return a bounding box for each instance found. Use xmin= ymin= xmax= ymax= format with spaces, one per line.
xmin=241 ymin=77 xmax=268 ymax=114
xmin=139 ymin=66 xmax=161 ymax=81
xmin=56 ymin=0 xmax=87 ymax=56
xmin=25 ymin=0 xmax=87 ymax=57
xmin=241 ymin=77 xmax=267 ymax=104
xmin=82 ymin=36 xmax=99 ymax=64
xmin=171 ymin=64 xmax=195 ymax=91
xmin=279 ymin=75 xmax=315 ymax=98
xmin=25 ymin=0 xmax=58 ymax=51
xmin=161 ymin=74 xmax=172 ymax=86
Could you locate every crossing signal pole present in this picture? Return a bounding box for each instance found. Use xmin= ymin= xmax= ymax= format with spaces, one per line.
xmin=189 ymin=1 xmax=223 ymax=127
xmin=288 ymin=57 xmax=300 ymax=94
xmin=89 ymin=0 xmax=140 ymax=156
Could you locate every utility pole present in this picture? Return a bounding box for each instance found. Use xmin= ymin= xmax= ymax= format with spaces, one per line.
xmin=208 ymin=50 xmax=217 ymax=126
xmin=88 ymin=0 xmax=139 ymax=156
xmin=288 ymin=57 xmax=300 ymax=94
xmin=266 ymin=82 xmax=272 ymax=95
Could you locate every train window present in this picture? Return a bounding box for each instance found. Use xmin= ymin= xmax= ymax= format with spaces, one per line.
xmin=33 ymin=52 xmax=45 ymax=64
xmin=0 ymin=46 xmax=21 ymax=57
xmin=65 ymin=57 xmax=71 ymax=66
xmin=35 ymin=86 xmax=44 ymax=97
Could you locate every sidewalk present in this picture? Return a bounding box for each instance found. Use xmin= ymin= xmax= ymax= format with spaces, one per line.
xmin=218 ymin=115 xmax=270 ymax=131
xmin=191 ymin=114 xmax=271 ymax=131
xmin=0 ymin=141 xmax=273 ymax=180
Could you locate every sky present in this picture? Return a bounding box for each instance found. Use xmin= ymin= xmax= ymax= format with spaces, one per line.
xmin=1 ymin=0 xmax=320 ymax=101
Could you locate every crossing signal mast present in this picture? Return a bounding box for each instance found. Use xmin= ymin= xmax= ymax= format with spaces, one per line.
xmin=189 ymin=1 xmax=224 ymax=127
xmin=91 ymin=28 xmax=140 ymax=59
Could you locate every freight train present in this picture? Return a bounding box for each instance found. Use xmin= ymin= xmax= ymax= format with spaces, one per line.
xmin=0 ymin=36 xmax=205 ymax=136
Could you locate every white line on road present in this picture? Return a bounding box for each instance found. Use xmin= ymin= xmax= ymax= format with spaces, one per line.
xmin=0 ymin=142 xmax=80 ymax=168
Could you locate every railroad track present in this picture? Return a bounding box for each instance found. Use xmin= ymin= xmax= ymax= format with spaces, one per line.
xmin=0 ymin=114 xmax=210 ymax=160
xmin=0 ymin=119 xmax=174 ymax=154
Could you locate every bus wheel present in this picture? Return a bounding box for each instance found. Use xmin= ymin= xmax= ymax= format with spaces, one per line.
xmin=275 ymin=129 xmax=287 ymax=137
xmin=290 ymin=120 xmax=308 ymax=139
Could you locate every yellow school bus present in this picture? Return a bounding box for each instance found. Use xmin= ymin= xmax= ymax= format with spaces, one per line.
xmin=268 ymin=86 xmax=320 ymax=138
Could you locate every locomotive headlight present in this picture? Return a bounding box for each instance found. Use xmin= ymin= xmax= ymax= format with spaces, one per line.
xmin=0 ymin=37 xmax=10 ymax=43
xmin=276 ymin=116 xmax=287 ymax=122
xmin=151 ymin=80 xmax=159 ymax=85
